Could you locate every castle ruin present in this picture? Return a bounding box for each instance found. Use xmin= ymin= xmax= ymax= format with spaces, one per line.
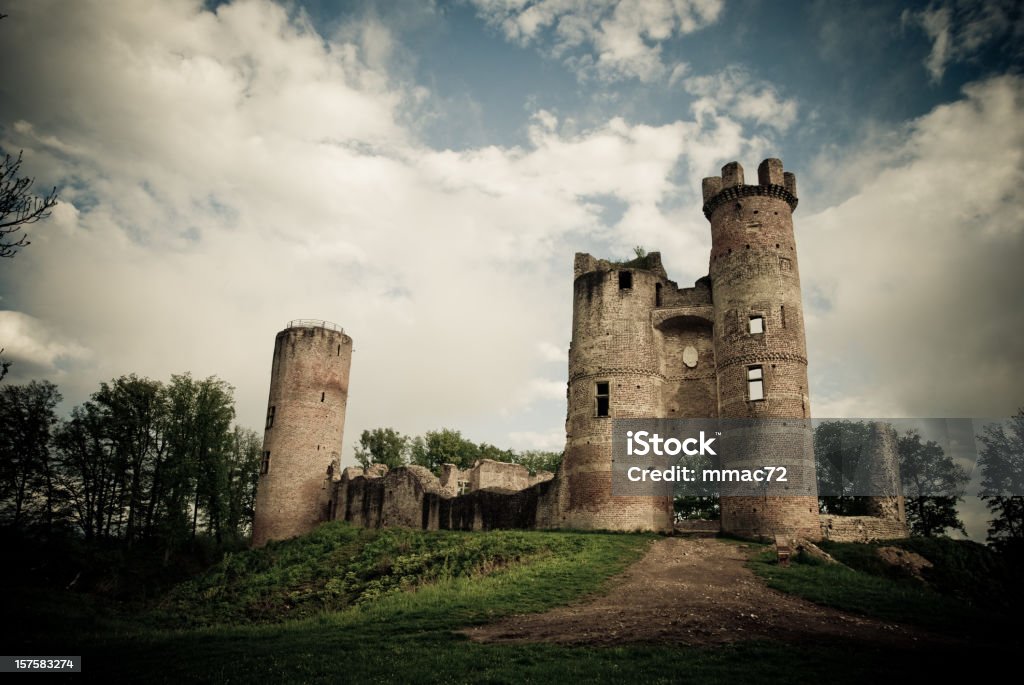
xmin=251 ymin=321 xmax=353 ymax=547
xmin=252 ymin=160 xmax=908 ymax=547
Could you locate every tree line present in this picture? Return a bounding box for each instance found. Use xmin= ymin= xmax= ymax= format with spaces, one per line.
xmin=680 ymin=416 xmax=1024 ymax=550
xmin=353 ymin=427 xmax=563 ymax=477
xmin=0 ymin=374 xmax=261 ymax=550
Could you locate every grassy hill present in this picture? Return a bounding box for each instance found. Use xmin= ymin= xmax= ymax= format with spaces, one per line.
xmin=6 ymin=525 xmax=1019 ymax=683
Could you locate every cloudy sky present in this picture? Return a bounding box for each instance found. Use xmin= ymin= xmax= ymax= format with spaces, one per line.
xmin=1 ymin=0 xmax=1022 ymax=498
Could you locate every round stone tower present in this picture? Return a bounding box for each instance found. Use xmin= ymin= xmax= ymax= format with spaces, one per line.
xmin=251 ymin=320 xmax=353 ymax=547
xmin=704 ymin=159 xmax=821 ymax=540
xmin=559 ymin=253 xmax=673 ymax=532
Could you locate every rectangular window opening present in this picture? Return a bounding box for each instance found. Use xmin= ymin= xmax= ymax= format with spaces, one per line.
xmin=655 ymin=282 xmax=662 ymax=306
xmin=747 ymin=366 xmax=764 ymax=401
xmin=266 ymin=405 xmax=275 ymax=429
xmin=457 ymin=480 xmax=470 ymax=496
xmin=618 ymin=271 xmax=632 ymax=290
xmin=596 ymin=381 xmax=610 ymax=417
xmin=749 ymin=316 xmax=764 ymax=334
xmin=261 ymin=451 xmax=271 ymax=475
xmin=780 ymin=305 xmax=786 ymax=329
xmin=321 ymin=391 xmax=325 ymax=402
xmin=337 ymin=344 xmax=341 ymax=356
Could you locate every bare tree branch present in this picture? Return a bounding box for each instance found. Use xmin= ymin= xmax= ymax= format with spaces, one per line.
xmin=0 ymin=151 xmax=59 ymax=258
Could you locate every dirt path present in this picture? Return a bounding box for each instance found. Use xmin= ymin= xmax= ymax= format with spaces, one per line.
xmin=464 ymin=537 xmax=944 ymax=646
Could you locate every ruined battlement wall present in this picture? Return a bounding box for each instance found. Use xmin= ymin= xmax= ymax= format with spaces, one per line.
xmin=327 ymin=463 xmax=558 ymax=532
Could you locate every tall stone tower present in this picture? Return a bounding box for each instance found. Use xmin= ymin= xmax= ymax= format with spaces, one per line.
xmin=251 ymin=320 xmax=353 ymax=547
xmin=559 ymin=253 xmax=678 ymax=532
xmin=703 ymin=159 xmax=821 ymax=539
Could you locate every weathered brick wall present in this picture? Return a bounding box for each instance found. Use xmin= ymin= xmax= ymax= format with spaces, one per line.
xmin=656 ymin=312 xmax=717 ymax=419
xmin=252 ymin=323 xmax=352 ymax=547
xmin=820 ymin=515 xmax=909 ymax=542
xmin=705 ymin=160 xmax=821 ymax=540
xmin=857 ymin=422 xmax=908 ymax=523
xmin=328 ymin=464 xmax=556 ymax=532
xmin=562 ymin=255 xmax=699 ymax=531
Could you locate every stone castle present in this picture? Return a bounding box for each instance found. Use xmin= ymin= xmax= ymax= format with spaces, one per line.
xmin=251 ymin=159 xmax=907 ymax=548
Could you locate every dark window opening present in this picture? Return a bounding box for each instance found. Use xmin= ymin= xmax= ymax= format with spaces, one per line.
xmin=747 ymin=366 xmax=764 ymax=401
xmin=337 ymin=344 xmax=341 ymax=356
xmin=780 ymin=305 xmax=787 ymax=328
xmin=261 ymin=451 xmax=271 ymax=475
xmin=266 ymin=405 xmax=275 ymax=429
xmin=321 ymin=391 xmax=325 ymax=402
xmin=655 ymin=283 xmax=662 ymax=306
xmin=618 ymin=271 xmax=633 ymax=290
xmin=596 ymin=381 xmax=610 ymax=417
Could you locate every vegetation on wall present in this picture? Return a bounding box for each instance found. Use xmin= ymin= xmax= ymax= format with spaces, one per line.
xmin=354 ymin=426 xmax=562 ymax=476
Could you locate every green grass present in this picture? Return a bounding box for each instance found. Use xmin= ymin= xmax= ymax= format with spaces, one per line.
xmin=147 ymin=523 xmax=654 ymax=629
xmin=748 ymin=539 xmax=1013 ymax=635
xmin=8 ymin=526 xmax=1014 ymax=683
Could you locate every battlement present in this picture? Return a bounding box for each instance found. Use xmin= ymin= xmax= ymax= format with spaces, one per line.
xmin=701 ymin=159 xmax=798 ymax=219
xmin=285 ymin=319 xmax=345 ymax=334
xmin=574 ymin=251 xmax=669 ymax=280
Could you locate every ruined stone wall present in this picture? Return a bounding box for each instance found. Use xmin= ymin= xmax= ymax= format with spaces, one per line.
xmin=819 ymin=515 xmax=909 ymax=542
xmin=252 ymin=322 xmax=352 ymax=547
xmin=327 ymin=464 xmax=557 ymax=532
xmin=255 ymin=159 xmax=906 ymax=546
xmin=855 ymin=422 xmax=908 ymax=527
xmin=705 ymin=160 xmax=821 ymax=540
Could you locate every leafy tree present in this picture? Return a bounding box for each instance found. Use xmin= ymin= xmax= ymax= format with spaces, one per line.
xmin=674 ymin=496 xmax=719 ymax=521
xmin=0 ymin=381 xmax=62 ymax=529
xmin=52 ymin=402 xmax=112 ymax=540
xmin=223 ymin=426 xmax=261 ymax=540
xmin=978 ymin=410 xmax=1024 ymax=555
xmin=354 ymin=428 xmax=409 ymax=469
xmin=514 ymin=450 xmax=562 ymax=475
xmin=90 ymin=374 xmax=165 ymax=544
xmin=814 ymin=420 xmax=874 ymax=515
xmin=188 ymin=376 xmax=236 ymax=543
xmin=813 ymin=419 xmax=968 ymax=536
xmin=898 ymin=431 xmax=968 ymax=537
xmin=477 ymin=442 xmax=517 ymax=464
xmin=411 ymin=429 xmax=480 ymax=474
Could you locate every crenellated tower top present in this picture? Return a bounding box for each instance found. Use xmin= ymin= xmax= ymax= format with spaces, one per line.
xmin=701 ymin=158 xmax=798 ymax=219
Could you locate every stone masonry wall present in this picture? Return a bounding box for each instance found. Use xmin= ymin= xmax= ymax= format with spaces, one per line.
xmin=706 ymin=160 xmax=821 ymax=540
xmin=252 ymin=323 xmax=352 ymax=547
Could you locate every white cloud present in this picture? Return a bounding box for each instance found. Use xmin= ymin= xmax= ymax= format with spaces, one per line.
xmin=468 ymin=0 xmax=724 ymax=82
xmin=536 ymin=341 xmax=566 ymax=362
xmin=0 ymin=0 xmax=768 ymax=463
xmin=801 ymin=75 xmax=1024 ymax=418
xmin=0 ymin=311 xmax=91 ymax=375
xmin=902 ymin=0 xmax=1024 ymax=83
xmin=684 ymin=67 xmax=799 ymax=133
